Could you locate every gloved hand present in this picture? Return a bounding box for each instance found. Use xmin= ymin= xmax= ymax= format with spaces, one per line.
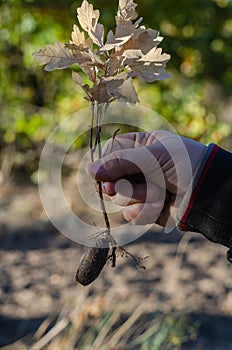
xmin=87 ymin=130 xmax=206 ymax=230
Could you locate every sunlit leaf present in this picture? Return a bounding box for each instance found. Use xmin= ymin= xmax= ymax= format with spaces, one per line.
xmin=101 ymin=29 xmax=132 ymax=51
xmin=117 ymin=0 xmax=138 ymax=22
xmin=33 ymin=0 xmax=172 ymax=103
xmin=140 ymin=47 xmax=171 ymax=63
xmin=115 ymin=77 xmax=139 ymax=103
xmin=72 ymin=71 xmax=83 ymax=86
xmin=88 ymin=83 xmax=110 ymax=103
xmin=106 ymin=54 xmax=123 ymax=76
xmin=122 ymin=29 xmax=162 ymax=56
xmin=32 ymin=42 xmax=77 ymax=71
xmin=80 ymin=64 xmax=96 ymax=82
xmin=71 ymin=24 xmax=85 ymax=46
xmin=77 ymin=0 xmax=104 ymax=47
xmin=102 ymin=73 xmax=139 ymax=104
xmin=128 ymin=62 xmax=172 ymax=82
xmin=101 ymin=18 xmax=142 ymax=51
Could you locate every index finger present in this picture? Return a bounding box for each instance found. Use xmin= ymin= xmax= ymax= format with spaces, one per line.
xmin=86 ymin=146 xmax=161 ymax=182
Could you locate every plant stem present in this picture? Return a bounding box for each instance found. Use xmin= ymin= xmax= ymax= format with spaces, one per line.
xmin=90 ymin=102 xmax=95 ymax=163
xmin=90 ymin=102 xmax=111 ymax=235
xmin=97 ymin=180 xmax=111 ymax=233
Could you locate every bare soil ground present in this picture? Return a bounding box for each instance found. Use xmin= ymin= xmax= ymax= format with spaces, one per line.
xmin=0 ymin=179 xmax=232 ymax=349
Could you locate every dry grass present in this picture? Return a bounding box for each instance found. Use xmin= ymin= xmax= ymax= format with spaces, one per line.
xmin=3 ymin=287 xmax=196 ymax=350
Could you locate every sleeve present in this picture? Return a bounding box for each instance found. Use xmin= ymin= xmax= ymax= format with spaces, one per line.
xmin=178 ymin=143 xmax=232 ymax=251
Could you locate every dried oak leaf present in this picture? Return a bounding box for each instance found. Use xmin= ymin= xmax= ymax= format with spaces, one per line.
xmin=72 ymin=71 xmax=97 ymax=100
xmin=67 ymin=37 xmax=106 ymax=82
xmin=87 ymin=49 xmax=105 ymax=67
xmin=101 ymin=17 xmax=142 ymax=51
xmin=71 ymin=24 xmax=94 ymax=51
xmin=106 ymin=54 xmax=123 ymax=76
xmin=72 ymin=71 xmax=83 ymax=86
xmin=128 ymin=61 xmax=172 ymax=82
xmin=139 ymin=47 xmax=171 ymax=63
xmin=77 ymin=0 xmax=104 ymax=48
xmin=71 ymin=24 xmax=86 ymax=47
xmin=32 ymin=42 xmax=78 ymax=71
xmin=101 ymin=0 xmax=142 ymax=51
xmin=123 ymin=45 xmax=171 ymax=82
xmin=79 ymin=63 xmax=97 ymax=83
xmin=102 ymin=73 xmax=139 ymax=104
xmin=121 ymin=29 xmax=162 ymax=56
xmin=88 ymin=83 xmax=110 ymax=103
xmin=117 ymin=0 xmax=138 ymax=22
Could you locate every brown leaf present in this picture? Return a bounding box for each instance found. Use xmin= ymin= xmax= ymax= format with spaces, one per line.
xmin=115 ymin=77 xmax=139 ymax=104
xmin=101 ymin=17 xmax=142 ymax=51
xmin=72 ymin=71 xmax=93 ymax=99
xmin=128 ymin=61 xmax=172 ymax=82
xmin=102 ymin=73 xmax=139 ymax=104
xmin=123 ymin=41 xmax=172 ymax=82
xmin=77 ymin=0 xmax=104 ymax=47
xmin=121 ymin=29 xmax=161 ymax=56
xmin=122 ymin=49 xmax=142 ymax=60
xmin=116 ymin=17 xmax=143 ymax=40
xmin=79 ymin=63 xmax=96 ymax=82
xmin=87 ymin=49 xmax=105 ymax=66
xmin=66 ymin=42 xmax=104 ymax=68
xmin=65 ymin=42 xmax=105 ymax=83
xmin=106 ymin=54 xmax=123 ymax=76
xmin=117 ymin=0 xmax=138 ymax=22
xmin=71 ymin=24 xmax=85 ymax=46
xmin=140 ymin=47 xmax=171 ymax=63
xmin=72 ymin=49 xmax=93 ymax=65
xmin=92 ymin=23 xmax=104 ymax=48
xmin=89 ymin=83 xmax=110 ymax=103
xmin=101 ymin=29 xmax=132 ymax=51
xmin=85 ymin=37 xmax=94 ymax=48
xmin=32 ymin=42 xmax=77 ymax=71
xmin=104 ymin=0 xmax=143 ymax=51
xmin=71 ymin=25 xmax=93 ymax=49
xmin=76 ymin=48 xmax=105 ymax=83
xmin=72 ymin=71 xmax=83 ymax=86
xmin=77 ymin=0 xmax=98 ymax=32
xmin=65 ymin=43 xmax=83 ymax=51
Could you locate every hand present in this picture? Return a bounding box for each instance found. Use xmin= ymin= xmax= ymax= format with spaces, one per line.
xmin=87 ymin=130 xmax=206 ymax=229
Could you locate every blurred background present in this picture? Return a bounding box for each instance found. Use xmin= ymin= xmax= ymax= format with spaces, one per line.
xmin=1 ymin=0 xmax=232 ymax=349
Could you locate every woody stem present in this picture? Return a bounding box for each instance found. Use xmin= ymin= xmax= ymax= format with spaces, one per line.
xmin=90 ymin=102 xmax=111 ymax=234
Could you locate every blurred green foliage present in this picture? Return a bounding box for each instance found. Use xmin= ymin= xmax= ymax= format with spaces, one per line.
xmin=1 ymin=0 xmax=232 ymax=173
